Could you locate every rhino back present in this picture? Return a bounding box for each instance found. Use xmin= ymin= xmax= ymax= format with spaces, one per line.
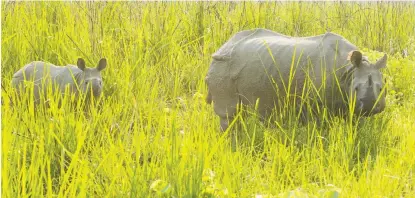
xmin=233 ymin=32 xmax=356 ymax=79
xmin=12 ymin=62 xmax=83 ymax=101
xmin=229 ymin=31 xmax=358 ymax=111
xmin=12 ymin=61 xmax=66 ymax=83
xmin=212 ymin=28 xmax=286 ymax=61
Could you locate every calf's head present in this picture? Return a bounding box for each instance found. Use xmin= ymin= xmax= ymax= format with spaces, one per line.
xmin=76 ymin=58 xmax=107 ymax=99
xmin=347 ymin=50 xmax=387 ymax=116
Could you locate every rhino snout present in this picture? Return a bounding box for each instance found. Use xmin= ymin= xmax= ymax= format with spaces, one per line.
xmin=85 ymin=79 xmax=103 ymax=97
xmin=356 ymin=98 xmax=384 ymax=116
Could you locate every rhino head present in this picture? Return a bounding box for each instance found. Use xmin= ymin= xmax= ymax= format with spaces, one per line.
xmin=76 ymin=58 xmax=107 ymax=99
xmin=346 ymin=50 xmax=387 ymax=116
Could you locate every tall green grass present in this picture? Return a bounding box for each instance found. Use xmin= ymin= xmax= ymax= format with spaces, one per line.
xmin=2 ymin=1 xmax=415 ymax=197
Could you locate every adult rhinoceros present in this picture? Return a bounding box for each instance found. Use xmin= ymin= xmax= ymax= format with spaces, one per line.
xmin=205 ymin=28 xmax=387 ymax=131
xmin=11 ymin=58 xmax=107 ymax=105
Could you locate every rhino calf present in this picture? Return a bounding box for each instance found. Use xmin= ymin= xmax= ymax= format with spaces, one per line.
xmin=205 ymin=28 xmax=387 ymax=131
xmin=11 ymin=58 xmax=107 ymax=105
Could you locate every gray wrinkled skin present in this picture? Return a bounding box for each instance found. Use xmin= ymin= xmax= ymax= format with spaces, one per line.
xmin=205 ymin=28 xmax=387 ymax=131
xmin=11 ymin=58 xmax=107 ymax=105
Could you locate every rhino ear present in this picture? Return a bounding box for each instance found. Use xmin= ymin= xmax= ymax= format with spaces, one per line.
xmin=77 ymin=58 xmax=86 ymax=71
xmin=347 ymin=50 xmax=363 ymax=68
xmin=97 ymin=58 xmax=107 ymax=71
xmin=375 ymin=54 xmax=387 ymax=69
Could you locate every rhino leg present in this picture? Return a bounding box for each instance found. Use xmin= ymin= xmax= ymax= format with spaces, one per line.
xmin=206 ymin=89 xmax=212 ymax=104
xmin=11 ymin=77 xmax=23 ymax=97
xmin=206 ymin=85 xmax=235 ymax=131
xmin=234 ymin=63 xmax=280 ymax=126
xmin=219 ymin=117 xmax=231 ymax=132
xmin=211 ymin=81 xmax=239 ymax=132
xmin=206 ymin=62 xmax=239 ymax=132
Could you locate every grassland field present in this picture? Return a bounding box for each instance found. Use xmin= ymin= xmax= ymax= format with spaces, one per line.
xmin=1 ymin=1 xmax=415 ymax=197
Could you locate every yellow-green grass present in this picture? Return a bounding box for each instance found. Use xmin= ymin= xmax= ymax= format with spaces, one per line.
xmin=1 ymin=1 xmax=415 ymax=197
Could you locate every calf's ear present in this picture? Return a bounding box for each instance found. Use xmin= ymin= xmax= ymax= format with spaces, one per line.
xmin=77 ymin=58 xmax=86 ymax=71
xmin=347 ymin=50 xmax=363 ymax=68
xmin=97 ymin=58 xmax=107 ymax=71
xmin=375 ymin=54 xmax=387 ymax=69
